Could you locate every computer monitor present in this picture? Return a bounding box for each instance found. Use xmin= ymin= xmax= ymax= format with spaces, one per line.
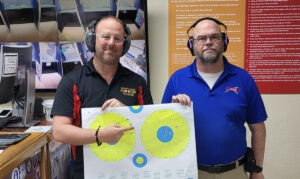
xmin=8 ymin=68 xmax=38 ymax=127
xmin=0 ymin=45 xmax=18 ymax=104
xmin=1 ymin=44 xmax=39 ymax=127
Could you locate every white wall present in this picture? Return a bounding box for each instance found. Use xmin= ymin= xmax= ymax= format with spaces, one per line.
xmin=147 ymin=0 xmax=169 ymax=103
xmin=147 ymin=1 xmax=300 ymax=179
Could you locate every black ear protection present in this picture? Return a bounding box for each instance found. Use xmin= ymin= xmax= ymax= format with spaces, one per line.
xmin=85 ymin=18 xmax=131 ymax=56
xmin=186 ymin=17 xmax=229 ymax=56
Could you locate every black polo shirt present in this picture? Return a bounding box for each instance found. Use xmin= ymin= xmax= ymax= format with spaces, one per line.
xmin=52 ymin=59 xmax=153 ymax=119
xmin=51 ymin=59 xmax=153 ymax=179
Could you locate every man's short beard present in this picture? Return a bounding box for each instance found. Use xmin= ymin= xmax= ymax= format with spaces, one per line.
xmin=94 ymin=46 xmax=120 ymax=65
xmin=195 ymin=50 xmax=220 ymax=64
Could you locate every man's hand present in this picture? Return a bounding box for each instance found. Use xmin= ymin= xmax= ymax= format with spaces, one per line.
xmin=98 ymin=124 xmax=134 ymax=144
xmin=102 ymin=98 xmax=125 ymax=110
xmin=171 ymin=94 xmax=191 ymax=106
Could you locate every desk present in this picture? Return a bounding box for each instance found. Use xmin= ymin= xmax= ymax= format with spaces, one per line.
xmin=0 ymin=119 xmax=70 ymax=179
xmin=0 ymin=132 xmax=48 ymax=178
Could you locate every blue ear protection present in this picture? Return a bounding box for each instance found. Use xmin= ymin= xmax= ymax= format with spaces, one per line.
xmin=85 ymin=18 xmax=131 ymax=56
xmin=186 ymin=17 xmax=229 ymax=56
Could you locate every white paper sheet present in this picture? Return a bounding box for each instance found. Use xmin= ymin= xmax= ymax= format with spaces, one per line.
xmin=82 ymin=103 xmax=198 ymax=179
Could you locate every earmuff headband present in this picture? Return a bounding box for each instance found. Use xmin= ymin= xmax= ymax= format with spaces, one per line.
xmin=85 ymin=17 xmax=131 ymax=56
xmin=186 ymin=17 xmax=229 ymax=55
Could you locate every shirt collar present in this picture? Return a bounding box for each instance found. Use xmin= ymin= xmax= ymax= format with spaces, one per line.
xmin=86 ymin=58 xmax=131 ymax=77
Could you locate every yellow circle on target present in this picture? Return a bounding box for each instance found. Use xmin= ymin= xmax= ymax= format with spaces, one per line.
xmin=89 ymin=112 xmax=136 ymax=161
xmin=140 ymin=109 xmax=190 ymax=158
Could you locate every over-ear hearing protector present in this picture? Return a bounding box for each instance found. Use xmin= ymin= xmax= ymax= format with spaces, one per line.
xmin=186 ymin=17 xmax=229 ymax=56
xmin=85 ymin=17 xmax=131 ymax=56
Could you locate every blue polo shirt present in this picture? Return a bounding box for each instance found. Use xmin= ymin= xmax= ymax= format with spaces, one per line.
xmin=162 ymin=57 xmax=267 ymax=165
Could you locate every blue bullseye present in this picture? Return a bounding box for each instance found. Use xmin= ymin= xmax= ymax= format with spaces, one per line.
xmin=157 ymin=126 xmax=173 ymax=143
xmin=129 ymin=106 xmax=143 ymax=113
xmin=133 ymin=153 xmax=147 ymax=168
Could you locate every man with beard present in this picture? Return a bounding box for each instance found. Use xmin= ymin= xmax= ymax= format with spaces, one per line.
xmin=162 ymin=17 xmax=267 ymax=179
xmin=51 ymin=16 xmax=153 ymax=179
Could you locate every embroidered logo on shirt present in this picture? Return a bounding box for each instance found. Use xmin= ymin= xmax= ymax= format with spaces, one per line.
xmin=120 ymin=87 xmax=136 ymax=96
xmin=225 ymin=86 xmax=240 ymax=94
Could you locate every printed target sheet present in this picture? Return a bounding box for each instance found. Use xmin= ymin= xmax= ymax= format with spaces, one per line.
xmin=82 ymin=103 xmax=197 ymax=179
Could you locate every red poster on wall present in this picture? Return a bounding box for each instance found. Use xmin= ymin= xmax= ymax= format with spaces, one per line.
xmin=244 ymin=0 xmax=300 ymax=94
xmin=169 ymin=0 xmax=300 ymax=94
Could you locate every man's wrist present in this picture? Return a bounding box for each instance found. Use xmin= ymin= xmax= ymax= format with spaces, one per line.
xmin=254 ymin=165 xmax=263 ymax=173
